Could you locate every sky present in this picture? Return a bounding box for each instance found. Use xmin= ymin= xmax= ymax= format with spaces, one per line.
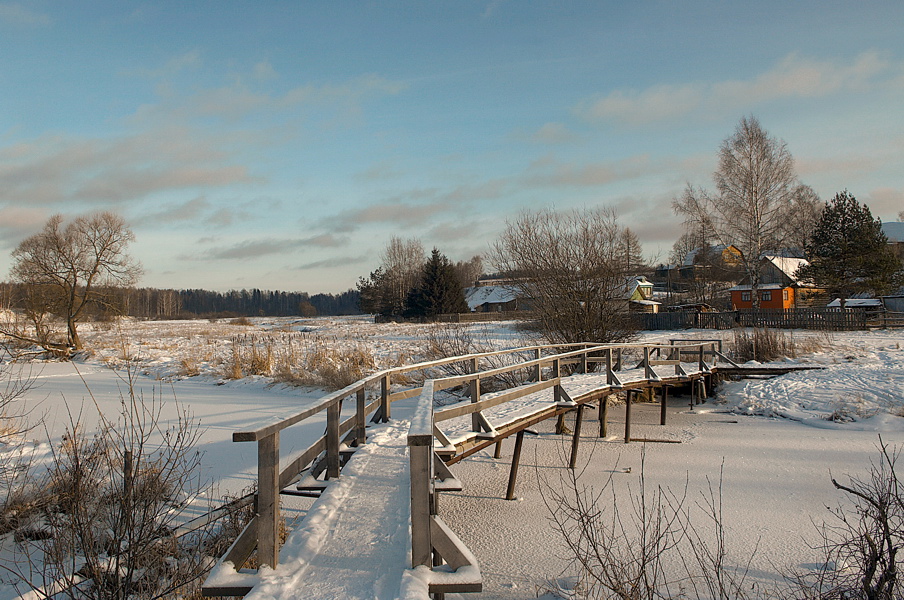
xmin=1 ymin=1 xmax=903 ymax=294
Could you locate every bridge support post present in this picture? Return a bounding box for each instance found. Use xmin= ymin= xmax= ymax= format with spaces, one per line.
xmin=257 ymin=431 xmax=280 ymax=569
xmin=599 ymin=395 xmax=609 ymax=438
xmin=569 ymin=404 xmax=585 ymax=469
xmin=660 ymin=386 xmax=668 ymax=426
xmin=505 ymin=430 xmax=525 ymax=501
xmin=624 ymin=390 xmax=632 ymax=444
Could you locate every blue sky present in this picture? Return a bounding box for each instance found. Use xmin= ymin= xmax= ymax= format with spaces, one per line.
xmin=2 ymin=1 xmax=903 ymax=294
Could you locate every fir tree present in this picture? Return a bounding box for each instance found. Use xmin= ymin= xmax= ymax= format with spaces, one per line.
xmin=405 ymin=248 xmax=468 ymax=318
xmin=796 ymin=191 xmax=903 ymax=300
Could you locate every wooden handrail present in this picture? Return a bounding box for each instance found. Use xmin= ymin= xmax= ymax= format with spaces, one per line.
xmin=208 ymin=337 xmax=724 ymax=594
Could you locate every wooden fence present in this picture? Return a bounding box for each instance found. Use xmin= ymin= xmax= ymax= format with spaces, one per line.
xmin=634 ymin=307 xmax=874 ymax=331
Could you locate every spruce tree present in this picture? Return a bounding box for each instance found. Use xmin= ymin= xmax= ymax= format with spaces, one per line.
xmin=796 ymin=191 xmax=903 ymax=300
xmin=405 ymin=248 xmax=469 ymax=318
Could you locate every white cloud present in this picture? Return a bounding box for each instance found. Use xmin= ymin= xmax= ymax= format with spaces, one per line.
xmin=0 ymin=3 xmax=49 ymax=26
xmin=577 ymin=51 xmax=899 ymax=126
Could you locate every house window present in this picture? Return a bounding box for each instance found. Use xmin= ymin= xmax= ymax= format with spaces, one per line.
xmin=761 ymin=291 xmax=772 ymax=301
xmin=741 ymin=291 xmax=751 ymax=302
xmin=783 ymin=289 xmax=789 ymax=302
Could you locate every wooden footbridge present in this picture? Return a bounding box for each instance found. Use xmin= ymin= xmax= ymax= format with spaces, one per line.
xmin=202 ymin=339 xmax=790 ymax=599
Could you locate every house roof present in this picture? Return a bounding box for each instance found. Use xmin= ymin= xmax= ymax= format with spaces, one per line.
xmin=827 ymin=298 xmax=883 ymax=308
xmin=882 ymin=222 xmax=904 ymax=243
xmin=762 ymin=255 xmax=809 ymax=284
xmin=463 ymin=285 xmax=518 ymax=311
xmin=728 ymin=283 xmax=787 ymax=291
xmin=682 ymin=245 xmax=736 ymax=267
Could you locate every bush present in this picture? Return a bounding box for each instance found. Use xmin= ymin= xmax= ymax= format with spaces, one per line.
xmin=3 ymin=378 xmax=218 ymax=600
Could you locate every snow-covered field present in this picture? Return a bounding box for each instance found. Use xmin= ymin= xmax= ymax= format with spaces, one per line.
xmin=1 ymin=318 xmax=903 ymax=598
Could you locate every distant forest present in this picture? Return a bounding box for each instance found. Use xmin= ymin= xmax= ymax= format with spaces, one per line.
xmin=126 ymin=287 xmax=362 ymax=318
xmin=0 ymin=283 xmax=361 ymax=319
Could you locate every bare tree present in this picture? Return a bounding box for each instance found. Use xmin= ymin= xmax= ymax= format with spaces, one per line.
xmin=453 ymin=255 xmax=483 ymax=288
xmin=7 ymin=213 xmax=142 ymax=351
xmin=491 ymin=207 xmax=635 ymax=344
xmin=782 ymin=184 xmax=824 ymax=253
xmin=379 ymin=236 xmax=425 ymax=316
xmin=674 ymin=117 xmax=799 ymax=307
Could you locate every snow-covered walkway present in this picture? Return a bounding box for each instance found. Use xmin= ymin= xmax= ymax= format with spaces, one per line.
xmin=228 ymin=421 xmax=414 ymax=600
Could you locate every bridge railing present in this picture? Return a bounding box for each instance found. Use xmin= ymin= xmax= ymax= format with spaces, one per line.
xmin=405 ymin=339 xmax=723 ymax=594
xmin=206 ymin=338 xmax=725 ymax=596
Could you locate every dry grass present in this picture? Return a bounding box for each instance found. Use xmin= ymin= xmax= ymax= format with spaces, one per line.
xmin=222 ymin=333 xmax=379 ymax=391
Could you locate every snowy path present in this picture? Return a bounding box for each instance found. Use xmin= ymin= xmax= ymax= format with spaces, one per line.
xmin=239 ymin=421 xmax=413 ymax=600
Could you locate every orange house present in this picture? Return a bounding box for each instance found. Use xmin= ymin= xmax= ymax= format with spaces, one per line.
xmin=729 ymin=284 xmax=795 ymax=309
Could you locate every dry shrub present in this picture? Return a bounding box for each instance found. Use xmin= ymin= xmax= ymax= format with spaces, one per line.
xmin=229 ymin=316 xmax=253 ymax=326
xmin=4 ymin=378 xmax=217 ymax=600
xmin=179 ymin=358 xmax=200 ymax=377
xmin=423 ymin=324 xmax=529 ymax=391
xmin=544 ymin=450 xmax=760 ymax=600
xmin=730 ymin=328 xmax=796 ymax=362
xmin=290 ymin=342 xmax=376 ymax=390
xmin=788 ymin=440 xmax=904 ymax=600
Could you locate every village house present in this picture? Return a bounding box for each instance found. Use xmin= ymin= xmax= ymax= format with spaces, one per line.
xmin=728 ymin=255 xmax=823 ymax=309
xmin=621 ymin=275 xmax=661 ymax=313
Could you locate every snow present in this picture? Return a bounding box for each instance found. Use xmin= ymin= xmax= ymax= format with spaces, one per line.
xmin=2 ymin=319 xmax=904 ymax=599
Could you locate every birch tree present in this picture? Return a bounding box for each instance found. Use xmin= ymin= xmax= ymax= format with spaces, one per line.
xmin=674 ymin=116 xmax=798 ymax=307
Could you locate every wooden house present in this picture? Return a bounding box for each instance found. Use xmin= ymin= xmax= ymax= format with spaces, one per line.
xmin=729 ymin=255 xmax=823 ymax=309
xmin=622 ymin=275 xmax=661 ymax=313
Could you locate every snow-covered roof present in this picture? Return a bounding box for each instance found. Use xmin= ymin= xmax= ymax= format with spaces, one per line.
xmin=728 ymin=283 xmax=787 ymax=291
xmin=827 ymin=298 xmax=883 ymax=308
xmin=762 ymin=255 xmax=808 ymax=284
xmin=881 ymin=222 xmax=904 ymax=243
xmin=463 ymin=285 xmax=518 ymax=311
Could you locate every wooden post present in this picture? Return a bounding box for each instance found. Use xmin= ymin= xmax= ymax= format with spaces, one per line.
xmin=409 ymin=442 xmax=432 ymax=567
xmin=580 ymin=348 xmax=588 ymax=374
xmin=615 ymin=347 xmax=622 ymax=371
xmin=644 ymin=346 xmax=654 ymax=379
xmin=553 ymin=358 xmax=562 ymax=405
xmin=569 ymin=404 xmax=585 ymax=469
xmin=599 ymin=395 xmax=609 ymax=438
xmin=606 ymin=348 xmax=613 ymax=385
xmin=660 ymin=385 xmax=668 ymax=426
xmin=624 ymin=391 xmax=632 ymax=444
xmin=505 ymin=430 xmax=525 ymax=501
xmin=381 ymin=374 xmax=391 ymax=422
xmin=534 ymin=348 xmax=542 ymax=382
xmin=356 ymin=388 xmax=366 ymax=446
xmin=257 ymin=432 xmax=280 ymax=569
xmin=326 ymin=400 xmax=340 ymax=479
xmin=698 ymin=344 xmax=705 ymax=373
xmin=493 ymin=440 xmax=503 ymax=459
xmin=470 ymin=359 xmax=481 ymax=433
xmin=690 ymin=377 xmax=696 ymax=409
